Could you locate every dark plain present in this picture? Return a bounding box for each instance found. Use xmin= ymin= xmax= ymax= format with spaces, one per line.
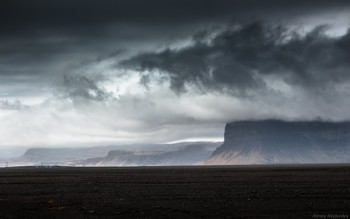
xmin=0 ymin=164 xmax=349 ymax=218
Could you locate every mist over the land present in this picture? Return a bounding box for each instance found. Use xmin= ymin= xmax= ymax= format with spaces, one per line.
xmin=1 ymin=0 xmax=350 ymax=156
xmin=4 ymin=142 xmax=220 ymax=167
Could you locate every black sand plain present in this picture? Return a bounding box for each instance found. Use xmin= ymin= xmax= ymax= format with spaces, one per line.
xmin=0 ymin=164 xmax=349 ymax=218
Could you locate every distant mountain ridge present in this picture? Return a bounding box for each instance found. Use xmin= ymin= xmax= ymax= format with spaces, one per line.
xmin=82 ymin=143 xmax=220 ymax=166
xmin=11 ymin=142 xmax=221 ymax=167
xmin=205 ymin=120 xmax=350 ymax=165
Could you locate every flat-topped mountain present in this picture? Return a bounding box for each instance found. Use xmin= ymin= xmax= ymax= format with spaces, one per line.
xmin=205 ymin=120 xmax=350 ymax=164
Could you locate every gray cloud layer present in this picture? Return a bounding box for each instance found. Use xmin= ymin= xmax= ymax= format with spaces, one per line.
xmin=121 ymin=22 xmax=350 ymax=96
xmin=60 ymin=74 xmax=111 ymax=102
xmin=1 ymin=0 xmax=349 ymax=85
xmin=1 ymin=1 xmax=350 ymax=148
xmin=0 ymin=100 xmax=27 ymax=111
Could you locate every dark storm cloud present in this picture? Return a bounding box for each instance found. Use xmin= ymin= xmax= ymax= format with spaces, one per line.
xmin=2 ymin=0 xmax=350 ymax=148
xmin=1 ymin=0 xmax=349 ymax=80
xmin=120 ymin=22 xmax=350 ymax=94
xmin=59 ymin=74 xmax=111 ymax=102
xmin=1 ymin=0 xmax=349 ymax=36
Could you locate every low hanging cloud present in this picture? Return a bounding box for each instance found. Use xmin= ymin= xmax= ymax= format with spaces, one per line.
xmin=58 ymin=74 xmax=112 ymax=102
xmin=0 ymin=100 xmax=28 ymax=111
xmin=121 ymin=22 xmax=350 ymax=96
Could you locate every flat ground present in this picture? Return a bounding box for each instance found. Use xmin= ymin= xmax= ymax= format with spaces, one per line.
xmin=0 ymin=165 xmax=349 ymax=218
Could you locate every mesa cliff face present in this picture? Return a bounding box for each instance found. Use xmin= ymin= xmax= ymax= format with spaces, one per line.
xmin=205 ymin=120 xmax=350 ymax=164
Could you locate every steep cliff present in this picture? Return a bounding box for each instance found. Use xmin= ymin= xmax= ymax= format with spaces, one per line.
xmin=205 ymin=120 xmax=350 ymax=164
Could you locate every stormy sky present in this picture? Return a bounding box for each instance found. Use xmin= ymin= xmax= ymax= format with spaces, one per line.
xmin=1 ymin=0 xmax=350 ymax=149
